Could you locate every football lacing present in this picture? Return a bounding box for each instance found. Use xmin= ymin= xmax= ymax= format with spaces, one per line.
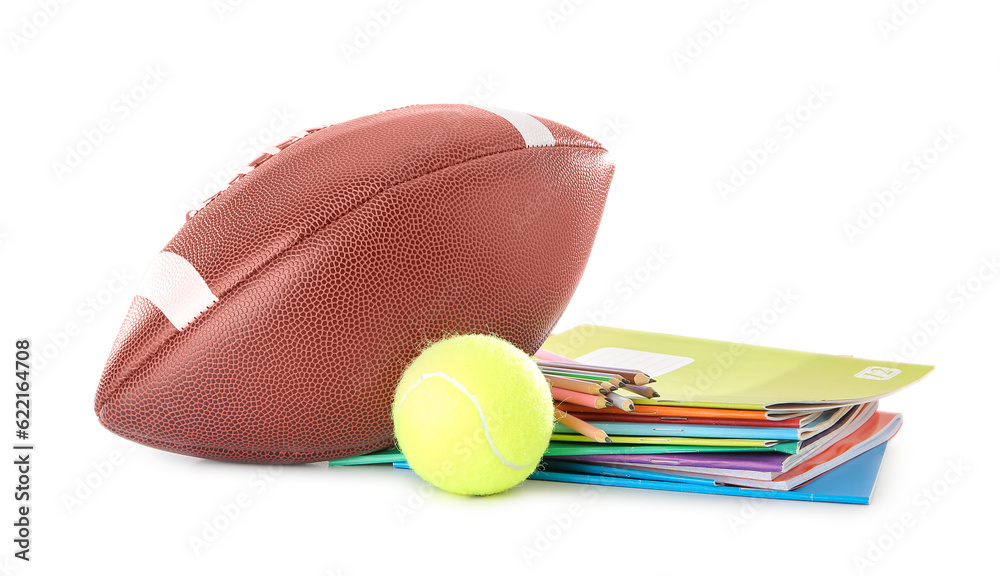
xmin=184 ymin=126 xmax=329 ymax=222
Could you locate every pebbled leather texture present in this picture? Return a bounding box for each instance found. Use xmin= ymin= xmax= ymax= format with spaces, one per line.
xmin=94 ymin=104 xmax=615 ymax=463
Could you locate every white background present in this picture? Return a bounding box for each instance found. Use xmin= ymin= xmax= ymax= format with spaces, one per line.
xmin=2 ymin=1 xmax=997 ymax=574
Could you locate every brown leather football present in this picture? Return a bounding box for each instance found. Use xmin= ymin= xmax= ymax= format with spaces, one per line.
xmin=94 ymin=104 xmax=614 ymax=463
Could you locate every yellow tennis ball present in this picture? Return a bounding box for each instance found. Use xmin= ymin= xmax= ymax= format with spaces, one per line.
xmin=392 ymin=334 xmax=553 ymax=496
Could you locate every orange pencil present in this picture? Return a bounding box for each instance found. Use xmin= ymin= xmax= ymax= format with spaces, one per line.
xmin=546 ymin=375 xmax=608 ymax=396
xmin=550 ymin=387 xmax=613 ymax=409
xmin=554 ymin=409 xmax=611 ymax=443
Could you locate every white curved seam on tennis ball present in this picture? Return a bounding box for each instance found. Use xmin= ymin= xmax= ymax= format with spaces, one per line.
xmin=396 ymin=371 xmax=527 ymax=471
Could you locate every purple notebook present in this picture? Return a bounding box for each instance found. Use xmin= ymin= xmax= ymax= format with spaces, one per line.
xmin=547 ymin=451 xmax=787 ymax=472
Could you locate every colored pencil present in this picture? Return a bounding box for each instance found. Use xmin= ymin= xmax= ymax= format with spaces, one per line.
xmin=536 ymin=359 xmax=655 ymax=384
xmin=551 ymin=387 xmax=613 ymax=409
xmin=554 ymin=409 xmax=611 ymax=443
xmin=543 ymin=371 xmax=627 ymax=389
xmin=568 ymin=404 xmax=776 ymax=421
xmin=550 ymin=434 xmax=785 ymax=448
xmin=565 ymin=412 xmax=803 ymax=428
xmin=620 ymin=383 xmax=659 ymax=398
xmin=604 ymin=391 xmax=635 ymax=412
xmin=534 ymin=348 xmax=576 ymax=363
xmin=539 ymin=367 xmax=625 ymax=387
xmin=539 ymin=366 xmax=615 ymax=380
xmin=547 ymin=372 xmax=617 ymax=392
xmin=546 ymin=375 xmax=609 ymax=396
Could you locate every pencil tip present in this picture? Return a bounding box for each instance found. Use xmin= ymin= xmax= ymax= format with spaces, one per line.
xmin=604 ymin=437 xmax=613 ymax=443
xmin=652 ymin=392 xmax=661 ymax=397
xmin=649 ymin=378 xmax=657 ymax=383
xmin=604 ymin=400 xmax=613 ymax=407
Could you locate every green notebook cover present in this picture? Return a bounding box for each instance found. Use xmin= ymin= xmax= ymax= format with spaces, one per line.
xmin=542 ymin=325 xmax=933 ymax=411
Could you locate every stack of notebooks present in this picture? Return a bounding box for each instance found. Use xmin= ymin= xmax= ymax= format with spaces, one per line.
xmin=331 ymin=325 xmax=934 ymax=504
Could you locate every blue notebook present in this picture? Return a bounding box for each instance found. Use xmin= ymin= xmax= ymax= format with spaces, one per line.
xmin=390 ymin=443 xmax=887 ymax=504
xmin=528 ymin=442 xmax=889 ymax=504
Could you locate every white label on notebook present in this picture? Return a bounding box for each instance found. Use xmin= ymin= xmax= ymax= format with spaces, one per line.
xmin=574 ymin=347 xmax=694 ymax=378
xmin=854 ymin=366 xmax=901 ymax=381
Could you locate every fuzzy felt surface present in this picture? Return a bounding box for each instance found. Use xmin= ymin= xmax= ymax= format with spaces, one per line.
xmin=392 ymin=334 xmax=554 ymax=495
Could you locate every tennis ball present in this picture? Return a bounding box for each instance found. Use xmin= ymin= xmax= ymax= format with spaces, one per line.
xmin=392 ymin=334 xmax=553 ymax=496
